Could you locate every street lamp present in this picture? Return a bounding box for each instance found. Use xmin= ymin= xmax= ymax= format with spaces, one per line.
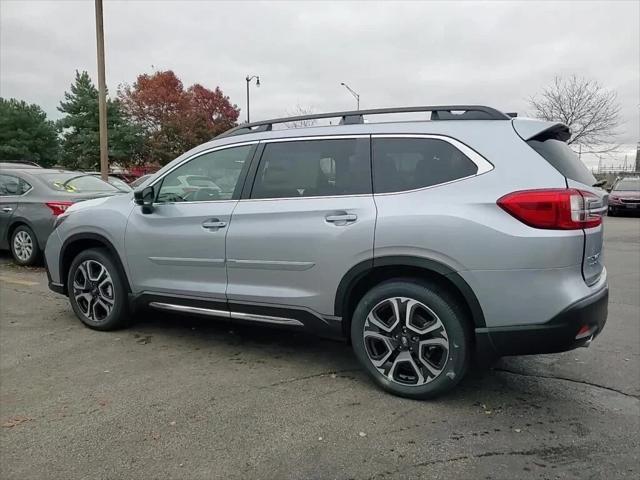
xmin=245 ymin=75 xmax=260 ymax=123
xmin=340 ymin=82 xmax=360 ymax=110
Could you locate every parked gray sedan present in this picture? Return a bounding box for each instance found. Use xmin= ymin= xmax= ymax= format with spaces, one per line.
xmin=0 ymin=168 xmax=123 ymax=265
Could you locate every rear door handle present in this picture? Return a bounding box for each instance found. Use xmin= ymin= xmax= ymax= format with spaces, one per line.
xmin=1 ymin=207 xmax=12 ymax=213
xmin=202 ymin=219 xmax=227 ymax=230
xmin=325 ymin=213 xmax=357 ymax=225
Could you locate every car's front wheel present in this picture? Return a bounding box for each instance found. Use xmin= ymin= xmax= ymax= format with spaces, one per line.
xmin=351 ymin=279 xmax=471 ymax=399
xmin=10 ymin=225 xmax=40 ymax=266
xmin=67 ymin=248 xmax=129 ymax=331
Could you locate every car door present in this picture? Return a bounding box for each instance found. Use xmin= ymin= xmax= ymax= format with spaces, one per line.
xmin=225 ymin=136 xmax=376 ymax=320
xmin=0 ymin=174 xmax=23 ymax=248
xmin=124 ymin=142 xmax=257 ymax=300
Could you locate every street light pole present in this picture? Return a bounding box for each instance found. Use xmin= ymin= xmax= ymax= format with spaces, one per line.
xmin=245 ymin=75 xmax=260 ymax=123
xmin=340 ymin=82 xmax=360 ymax=110
xmin=94 ymin=0 xmax=108 ymax=181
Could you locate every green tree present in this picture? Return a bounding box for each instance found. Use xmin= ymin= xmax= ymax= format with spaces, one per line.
xmin=57 ymin=71 xmax=142 ymax=170
xmin=0 ymin=98 xmax=59 ymax=167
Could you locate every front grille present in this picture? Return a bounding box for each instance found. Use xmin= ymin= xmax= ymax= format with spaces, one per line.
xmin=621 ymin=198 xmax=640 ymax=204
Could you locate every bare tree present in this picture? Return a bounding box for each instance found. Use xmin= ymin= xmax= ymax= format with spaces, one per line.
xmin=529 ymin=75 xmax=621 ymax=153
xmin=285 ymin=105 xmax=318 ymax=128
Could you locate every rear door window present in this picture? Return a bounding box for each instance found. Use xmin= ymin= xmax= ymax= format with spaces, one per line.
xmin=372 ymin=138 xmax=478 ymax=193
xmin=250 ymin=138 xmax=371 ymax=199
xmin=527 ymin=139 xmax=596 ymax=186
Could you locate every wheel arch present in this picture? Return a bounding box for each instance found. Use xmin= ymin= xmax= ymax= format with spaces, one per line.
xmin=59 ymin=233 xmax=132 ymax=295
xmin=7 ymin=218 xmax=37 ymax=244
xmin=335 ymin=256 xmax=486 ymax=340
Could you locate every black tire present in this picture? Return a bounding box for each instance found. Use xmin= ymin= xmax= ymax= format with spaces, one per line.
xmin=351 ymin=279 xmax=471 ymax=399
xmin=10 ymin=224 xmax=40 ymax=266
xmin=607 ymin=207 xmax=616 ymax=217
xmin=67 ymin=248 xmax=130 ymax=331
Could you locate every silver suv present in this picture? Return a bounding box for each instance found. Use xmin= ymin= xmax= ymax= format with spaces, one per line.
xmin=44 ymin=106 xmax=609 ymax=399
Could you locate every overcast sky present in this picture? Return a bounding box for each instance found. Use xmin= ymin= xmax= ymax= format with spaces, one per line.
xmin=1 ymin=0 xmax=638 ymax=168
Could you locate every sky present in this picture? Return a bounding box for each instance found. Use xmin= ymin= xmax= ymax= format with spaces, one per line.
xmin=1 ymin=0 xmax=638 ymax=169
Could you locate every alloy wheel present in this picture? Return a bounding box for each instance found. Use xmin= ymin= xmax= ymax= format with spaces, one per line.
xmin=363 ymin=296 xmax=450 ymax=386
xmin=72 ymin=260 xmax=115 ymax=322
xmin=13 ymin=230 xmax=33 ymax=262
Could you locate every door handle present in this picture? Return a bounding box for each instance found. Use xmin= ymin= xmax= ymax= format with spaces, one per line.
xmin=202 ymin=219 xmax=227 ymax=230
xmin=1 ymin=207 xmax=12 ymax=213
xmin=325 ymin=213 xmax=357 ymax=224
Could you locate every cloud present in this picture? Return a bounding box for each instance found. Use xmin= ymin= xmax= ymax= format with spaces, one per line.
xmin=1 ymin=0 xmax=637 ymax=167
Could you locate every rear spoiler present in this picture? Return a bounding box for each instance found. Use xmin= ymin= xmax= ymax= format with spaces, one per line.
xmin=512 ymin=118 xmax=571 ymax=142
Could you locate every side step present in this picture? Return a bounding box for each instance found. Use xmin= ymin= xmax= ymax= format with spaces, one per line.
xmin=148 ymin=301 xmax=304 ymax=327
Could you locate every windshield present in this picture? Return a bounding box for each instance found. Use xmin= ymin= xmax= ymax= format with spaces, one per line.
xmin=613 ymin=179 xmax=640 ymax=192
xmin=41 ymin=173 xmax=120 ymax=193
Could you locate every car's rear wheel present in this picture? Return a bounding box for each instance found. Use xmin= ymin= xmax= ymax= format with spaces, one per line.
xmin=10 ymin=225 xmax=40 ymax=266
xmin=67 ymin=248 xmax=129 ymax=331
xmin=351 ymin=279 xmax=471 ymax=399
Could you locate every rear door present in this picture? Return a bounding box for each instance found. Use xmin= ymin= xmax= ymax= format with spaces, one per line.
xmin=225 ymin=136 xmax=376 ymax=318
xmin=0 ymin=174 xmax=20 ymax=247
xmin=525 ymin=132 xmax=605 ymax=285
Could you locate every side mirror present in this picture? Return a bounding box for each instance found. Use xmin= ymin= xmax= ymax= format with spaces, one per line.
xmin=134 ymin=185 xmax=155 ymax=214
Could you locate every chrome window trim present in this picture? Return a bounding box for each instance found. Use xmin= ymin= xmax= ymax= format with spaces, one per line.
xmin=370 ymin=133 xmax=494 ymax=196
xmin=238 ymin=193 xmax=371 ymax=202
xmin=0 ymin=173 xmax=33 ymax=198
xmin=260 ymin=134 xmax=370 ymax=143
xmin=147 ymin=141 xmax=259 ymax=204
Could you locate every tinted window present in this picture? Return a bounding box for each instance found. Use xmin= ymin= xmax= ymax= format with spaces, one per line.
xmin=0 ymin=174 xmax=31 ymax=195
xmin=157 ymin=145 xmax=253 ymax=203
xmin=527 ymin=139 xmax=596 ymax=186
xmin=251 ymin=138 xmax=371 ymax=199
xmin=612 ymin=178 xmax=640 ymax=192
xmin=372 ymin=138 xmax=478 ymax=193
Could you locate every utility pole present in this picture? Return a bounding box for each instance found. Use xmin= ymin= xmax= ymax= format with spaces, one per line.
xmin=95 ymin=0 xmax=108 ymax=181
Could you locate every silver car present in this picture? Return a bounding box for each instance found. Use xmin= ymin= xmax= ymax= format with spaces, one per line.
xmin=0 ymin=168 xmax=122 ymax=265
xmin=44 ymin=106 xmax=608 ymax=398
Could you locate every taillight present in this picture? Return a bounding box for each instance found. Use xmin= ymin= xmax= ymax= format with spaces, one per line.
xmin=45 ymin=201 xmax=73 ymax=217
xmin=497 ymin=189 xmax=602 ymax=230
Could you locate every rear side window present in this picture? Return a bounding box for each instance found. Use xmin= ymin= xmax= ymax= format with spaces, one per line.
xmin=0 ymin=174 xmax=31 ymax=195
xmin=372 ymin=138 xmax=478 ymax=193
xmin=527 ymin=139 xmax=596 ymax=186
xmin=251 ymin=138 xmax=371 ymax=199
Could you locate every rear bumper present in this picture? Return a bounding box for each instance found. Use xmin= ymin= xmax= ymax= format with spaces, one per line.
xmin=476 ymin=285 xmax=608 ymax=357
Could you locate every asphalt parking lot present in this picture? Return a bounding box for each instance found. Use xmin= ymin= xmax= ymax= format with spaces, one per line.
xmin=0 ymin=216 xmax=638 ymax=480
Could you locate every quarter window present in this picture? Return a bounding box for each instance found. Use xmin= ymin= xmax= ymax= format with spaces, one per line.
xmin=0 ymin=174 xmax=31 ymax=196
xmin=372 ymin=138 xmax=478 ymax=193
xmin=251 ymin=138 xmax=371 ymax=199
xmin=156 ymin=145 xmax=254 ymax=203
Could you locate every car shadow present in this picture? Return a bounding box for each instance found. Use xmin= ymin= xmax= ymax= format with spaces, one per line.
xmin=128 ymin=308 xmax=543 ymax=402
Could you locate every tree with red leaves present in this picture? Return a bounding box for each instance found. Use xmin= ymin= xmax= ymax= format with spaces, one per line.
xmin=119 ymin=71 xmax=239 ymax=165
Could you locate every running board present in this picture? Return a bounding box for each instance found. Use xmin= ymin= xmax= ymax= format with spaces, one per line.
xmin=148 ymin=301 xmax=304 ymax=327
